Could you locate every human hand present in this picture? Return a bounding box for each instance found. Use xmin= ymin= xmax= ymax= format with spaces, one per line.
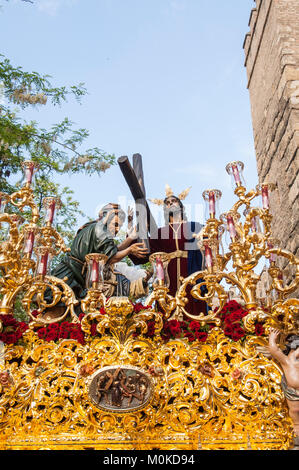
xmin=129 ymin=242 xmax=149 ymax=259
xmin=127 ymin=225 xmax=137 ymax=240
xmin=269 ymin=328 xmax=280 ymax=345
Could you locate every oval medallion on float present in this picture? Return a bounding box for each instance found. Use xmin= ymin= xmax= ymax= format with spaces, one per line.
xmin=88 ymin=365 xmax=154 ymax=413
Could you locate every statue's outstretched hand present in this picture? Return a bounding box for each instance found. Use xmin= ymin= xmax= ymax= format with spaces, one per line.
xmin=129 ymin=242 xmax=149 ymax=259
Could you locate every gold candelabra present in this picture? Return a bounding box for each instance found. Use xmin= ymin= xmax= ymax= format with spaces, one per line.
xmin=0 ymin=159 xmax=298 ymax=336
xmin=0 ymin=160 xmax=78 ymax=325
xmin=0 ymin=160 xmax=298 ymax=450
xmin=143 ymin=161 xmax=299 ymax=336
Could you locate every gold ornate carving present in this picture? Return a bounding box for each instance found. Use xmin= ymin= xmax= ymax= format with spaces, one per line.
xmin=0 ymin=161 xmax=298 ymax=449
xmin=0 ymin=320 xmax=293 ymax=450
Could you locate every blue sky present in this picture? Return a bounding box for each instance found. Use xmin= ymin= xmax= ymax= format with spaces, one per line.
xmin=1 ymin=0 xmax=257 ymax=229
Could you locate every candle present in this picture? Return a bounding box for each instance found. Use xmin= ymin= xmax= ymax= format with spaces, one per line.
xmin=47 ymin=200 xmax=56 ymax=224
xmin=251 ymin=216 xmax=257 ymax=232
xmin=209 ymin=191 xmax=216 ymax=218
xmin=156 ymin=258 xmax=165 ymax=282
xmin=267 ymin=242 xmax=276 ymax=263
xmin=91 ymin=259 xmax=99 ymax=283
xmin=261 ymin=185 xmax=269 ymax=209
xmin=38 ymin=252 xmax=49 ymax=276
xmin=24 ymin=231 xmax=35 ymax=256
xmin=24 ymin=163 xmax=35 ymax=184
xmin=204 ymin=245 xmax=213 ymax=268
xmin=227 ymin=215 xmax=237 ymax=241
xmin=232 ymin=164 xmax=241 ymax=185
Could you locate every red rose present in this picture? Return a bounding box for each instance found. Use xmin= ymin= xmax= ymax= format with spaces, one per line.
xmin=48 ymin=322 xmax=59 ymax=330
xmin=224 ymin=325 xmax=234 ymax=336
xmin=37 ymin=328 xmax=47 ymax=339
xmin=179 ymin=321 xmax=189 ymax=331
xmin=255 ymin=323 xmax=265 ymax=336
xmin=1 ymin=315 xmax=18 ymax=327
xmin=99 ymin=307 xmax=106 ymax=315
xmin=60 ymin=321 xmax=72 ymax=331
xmin=189 ymin=321 xmax=201 ymax=331
xmin=219 ymin=305 xmax=229 ymax=314
xmin=231 ymin=327 xmax=246 ymax=341
xmin=184 ymin=332 xmax=196 ymax=342
xmin=195 ymin=331 xmax=208 ymax=342
xmin=78 ymin=313 xmax=85 ymax=321
xmin=90 ymin=323 xmax=97 ymax=336
xmin=59 ymin=330 xmax=69 ymax=339
xmin=168 ymin=320 xmax=181 ymax=337
xmin=223 ymin=316 xmax=233 ymax=326
xmin=146 ymin=321 xmax=155 ymax=338
xmin=2 ymin=332 xmax=17 ymax=344
xmin=228 ymin=311 xmax=243 ymax=323
xmin=45 ymin=330 xmax=58 ymax=342
xmin=15 ymin=322 xmax=28 ymax=339
xmin=133 ymin=303 xmax=151 ymax=313
xmin=17 ymin=322 xmax=29 ymax=332
xmin=226 ymin=300 xmax=242 ymax=312
xmin=69 ymin=330 xmax=85 ymax=345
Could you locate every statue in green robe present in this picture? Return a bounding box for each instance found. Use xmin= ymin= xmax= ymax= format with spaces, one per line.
xmin=44 ymin=203 xmax=148 ymax=318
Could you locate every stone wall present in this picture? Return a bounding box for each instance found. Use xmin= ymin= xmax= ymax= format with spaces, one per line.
xmin=243 ymin=0 xmax=299 ymax=268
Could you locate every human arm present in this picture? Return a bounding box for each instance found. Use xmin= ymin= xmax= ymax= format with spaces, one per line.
xmin=268 ymin=328 xmax=288 ymax=365
xmin=116 ymin=230 xmax=137 ymax=251
xmin=109 ymin=242 xmax=149 ymax=265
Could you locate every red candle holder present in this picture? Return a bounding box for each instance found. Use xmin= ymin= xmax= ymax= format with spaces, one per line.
xmin=156 ymin=257 xmax=165 ymax=282
xmin=204 ymin=244 xmax=213 ymax=270
xmin=220 ymin=211 xmax=240 ymax=243
xmin=243 ymin=208 xmax=262 ymax=233
xmin=202 ymin=189 xmax=222 ymax=219
xmin=35 ymin=246 xmax=54 ymax=277
xmin=261 ymin=185 xmax=269 ymax=210
xmin=43 ymin=197 xmax=62 ymax=226
xmin=23 ymin=227 xmax=37 ymax=257
xmin=85 ymin=253 xmax=108 ymax=290
xmin=149 ymin=252 xmax=170 ymax=288
xmin=256 ymin=182 xmax=276 ymax=211
xmin=21 ymin=160 xmax=39 ymax=186
xmin=267 ymin=238 xmax=279 ymax=264
xmin=225 ymin=161 xmax=245 ymax=189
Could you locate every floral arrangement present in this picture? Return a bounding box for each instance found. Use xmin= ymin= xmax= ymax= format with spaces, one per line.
xmin=216 ymin=300 xmax=265 ymax=342
xmin=0 ymin=300 xmax=266 ymax=346
xmin=35 ymin=320 xmax=85 ymax=345
xmin=0 ymin=314 xmax=29 ymax=345
xmin=144 ymin=300 xmax=265 ymax=343
xmin=145 ymin=318 xmax=213 ymax=343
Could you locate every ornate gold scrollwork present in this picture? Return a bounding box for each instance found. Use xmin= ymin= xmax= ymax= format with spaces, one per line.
xmin=0 ymin=161 xmax=298 ymax=450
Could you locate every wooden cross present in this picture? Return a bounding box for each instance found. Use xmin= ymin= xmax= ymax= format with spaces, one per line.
xmin=118 ymin=154 xmax=158 ymax=250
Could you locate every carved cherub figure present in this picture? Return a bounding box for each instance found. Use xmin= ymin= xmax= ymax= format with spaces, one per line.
xmin=139 ymin=377 xmax=148 ymax=401
xmin=268 ymin=328 xmax=299 ymax=442
xmin=0 ymin=370 xmax=14 ymax=390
